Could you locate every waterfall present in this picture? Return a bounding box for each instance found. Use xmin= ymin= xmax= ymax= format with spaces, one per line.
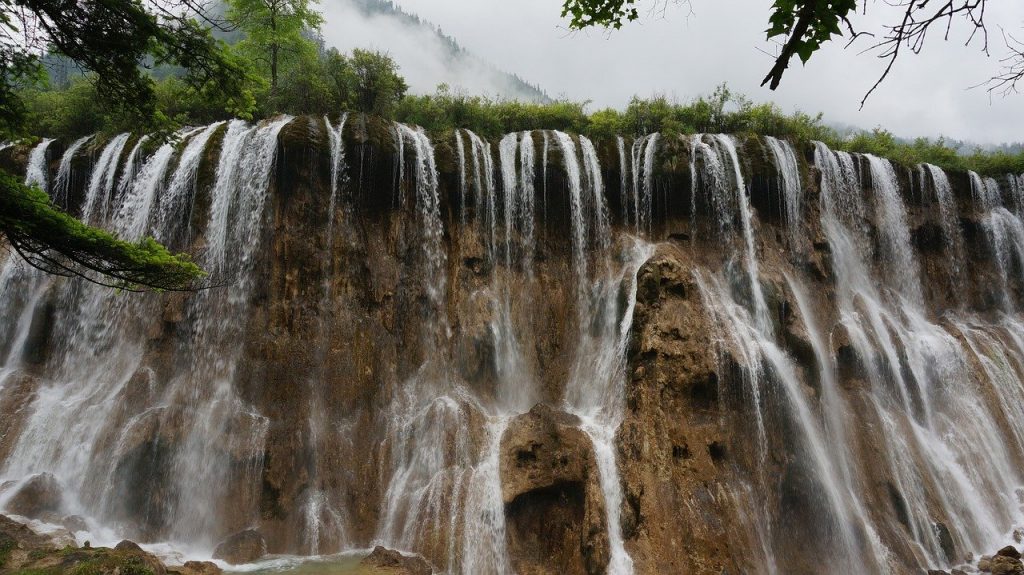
xmin=814 ymin=142 xmax=1024 ymax=570
xmin=52 ymin=135 xmax=93 ymax=207
xmin=553 ymin=131 xmax=589 ymax=281
xmin=159 ymin=116 xmax=290 ymax=544
xmin=924 ymin=163 xmax=966 ymax=283
xmin=114 ymin=127 xmax=203 ymax=241
xmin=554 ymin=130 xmax=644 ymax=575
xmin=8 ymin=123 xmax=1024 ymax=575
xmin=378 ymin=124 xmax=485 ymax=568
xmin=564 ymin=238 xmax=651 ymax=575
xmin=467 ymin=130 xmax=497 ymax=258
xmin=24 ymin=138 xmax=54 ymax=189
xmin=763 ymin=136 xmax=802 ymax=246
xmin=298 ymin=113 xmax=353 ymax=556
xmin=617 ymin=136 xmax=630 ymax=226
xmin=155 ymin=122 xmax=225 ymax=242
xmin=324 ymin=113 xmax=349 ymax=237
xmin=866 ymin=154 xmax=924 ymax=306
xmin=626 ymin=134 xmax=658 ymax=234
xmin=456 ymin=129 xmax=467 ymax=225
xmin=117 ymin=135 xmax=149 ymax=199
xmin=82 ymin=133 xmax=130 ymax=225
xmin=0 ymin=117 xmax=289 ymax=555
xmin=985 ymin=208 xmax=1024 ymax=311
xmin=518 ymin=131 xmax=536 ymax=270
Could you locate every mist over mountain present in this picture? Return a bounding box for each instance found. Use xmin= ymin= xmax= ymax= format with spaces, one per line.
xmin=321 ymin=0 xmax=549 ymax=102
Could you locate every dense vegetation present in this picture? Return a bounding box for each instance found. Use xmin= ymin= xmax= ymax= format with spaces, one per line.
xmin=15 ymin=71 xmax=1024 ymax=178
xmin=396 ymin=86 xmax=1024 ymax=176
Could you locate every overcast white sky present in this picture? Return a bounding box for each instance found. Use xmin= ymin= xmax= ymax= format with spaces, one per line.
xmin=322 ymin=0 xmax=1024 ymax=143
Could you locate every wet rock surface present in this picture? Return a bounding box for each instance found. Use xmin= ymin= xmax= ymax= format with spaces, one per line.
xmin=0 ymin=514 xmax=167 ymax=575
xmin=211 ymin=529 xmax=267 ymax=565
xmin=168 ymin=561 xmax=223 ymax=575
xmin=0 ymin=473 xmax=63 ymax=519
xmin=359 ymin=546 xmax=432 ymax=575
xmin=499 ymin=403 xmax=609 ymax=575
xmin=3 ymin=120 xmax=1024 ymax=575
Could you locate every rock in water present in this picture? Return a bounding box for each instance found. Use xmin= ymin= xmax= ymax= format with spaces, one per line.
xmin=212 ymin=529 xmax=266 ymax=565
xmin=499 ymin=403 xmax=610 ymax=575
xmin=1 ymin=473 xmax=63 ymax=519
xmin=169 ymin=560 xmax=223 ymax=575
xmin=61 ymin=515 xmax=88 ymax=533
xmin=990 ymin=555 xmax=1024 ymax=575
xmin=1000 ymin=546 xmax=1023 ymax=559
xmin=360 ymin=546 xmax=432 ymax=575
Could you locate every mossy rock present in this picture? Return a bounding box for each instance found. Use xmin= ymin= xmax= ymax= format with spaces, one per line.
xmin=4 ymin=545 xmax=166 ymax=575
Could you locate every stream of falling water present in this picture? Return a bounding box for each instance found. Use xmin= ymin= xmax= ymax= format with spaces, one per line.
xmin=299 ymin=113 xmax=353 ymax=556
xmin=0 ymin=119 xmax=289 ymax=555
xmin=52 ymin=135 xmax=93 ymax=208
xmin=5 ymin=123 xmax=1024 ymax=575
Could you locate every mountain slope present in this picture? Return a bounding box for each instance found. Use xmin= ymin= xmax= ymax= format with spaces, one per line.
xmin=322 ymin=0 xmax=550 ymax=102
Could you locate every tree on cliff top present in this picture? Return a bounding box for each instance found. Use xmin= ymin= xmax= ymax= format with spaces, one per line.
xmin=0 ymin=0 xmax=248 ymax=290
xmin=561 ymin=0 xmax=1023 ymax=104
xmin=350 ymin=49 xmax=408 ymax=117
xmin=226 ymin=0 xmax=323 ymax=93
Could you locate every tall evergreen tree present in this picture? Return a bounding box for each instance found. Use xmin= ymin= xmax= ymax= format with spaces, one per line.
xmin=227 ymin=0 xmax=323 ymax=92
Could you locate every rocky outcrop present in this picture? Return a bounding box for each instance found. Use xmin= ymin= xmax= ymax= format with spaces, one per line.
xmin=0 ymin=473 xmax=63 ymax=519
xmin=499 ymin=404 xmax=609 ymax=575
xmin=211 ymin=529 xmax=267 ymax=565
xmin=613 ymin=244 xmax=745 ymax=575
xmin=0 ymin=514 xmax=166 ymax=575
xmin=359 ymin=546 xmax=432 ymax=575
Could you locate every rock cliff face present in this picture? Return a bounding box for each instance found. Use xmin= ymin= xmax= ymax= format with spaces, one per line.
xmin=1 ymin=117 xmax=1024 ymax=575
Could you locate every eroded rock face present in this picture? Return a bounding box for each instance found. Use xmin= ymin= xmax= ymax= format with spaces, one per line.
xmin=212 ymin=529 xmax=267 ymax=565
xmin=360 ymin=545 xmax=432 ymax=575
xmin=499 ymin=403 xmax=609 ymax=575
xmin=1 ymin=473 xmax=63 ymax=519
xmin=615 ymin=244 xmax=745 ymax=575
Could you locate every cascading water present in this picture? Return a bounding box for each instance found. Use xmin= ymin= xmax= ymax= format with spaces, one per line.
xmin=82 ymin=133 xmax=130 ymax=225
xmin=114 ymin=127 xmax=204 ymax=241
xmin=763 ymin=136 xmax=802 ymax=246
xmin=6 ymin=119 xmax=1024 ymax=575
xmin=156 ymin=122 xmax=226 ymax=241
xmin=24 ymin=138 xmax=54 ymax=188
xmin=924 ymin=163 xmax=966 ymax=283
xmin=52 ymin=135 xmax=93 ymax=208
xmin=300 ymin=113 xmax=352 ymax=556
xmin=0 ymin=117 xmax=289 ymax=556
xmin=623 ymin=134 xmax=658 ymax=233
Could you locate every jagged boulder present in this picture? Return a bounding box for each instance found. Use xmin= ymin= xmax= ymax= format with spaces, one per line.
xmin=990 ymin=555 xmax=1024 ymax=575
xmin=1 ymin=473 xmax=63 ymax=519
xmin=212 ymin=529 xmax=266 ymax=565
xmin=359 ymin=546 xmax=432 ymax=575
xmin=499 ymin=403 xmax=609 ymax=575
